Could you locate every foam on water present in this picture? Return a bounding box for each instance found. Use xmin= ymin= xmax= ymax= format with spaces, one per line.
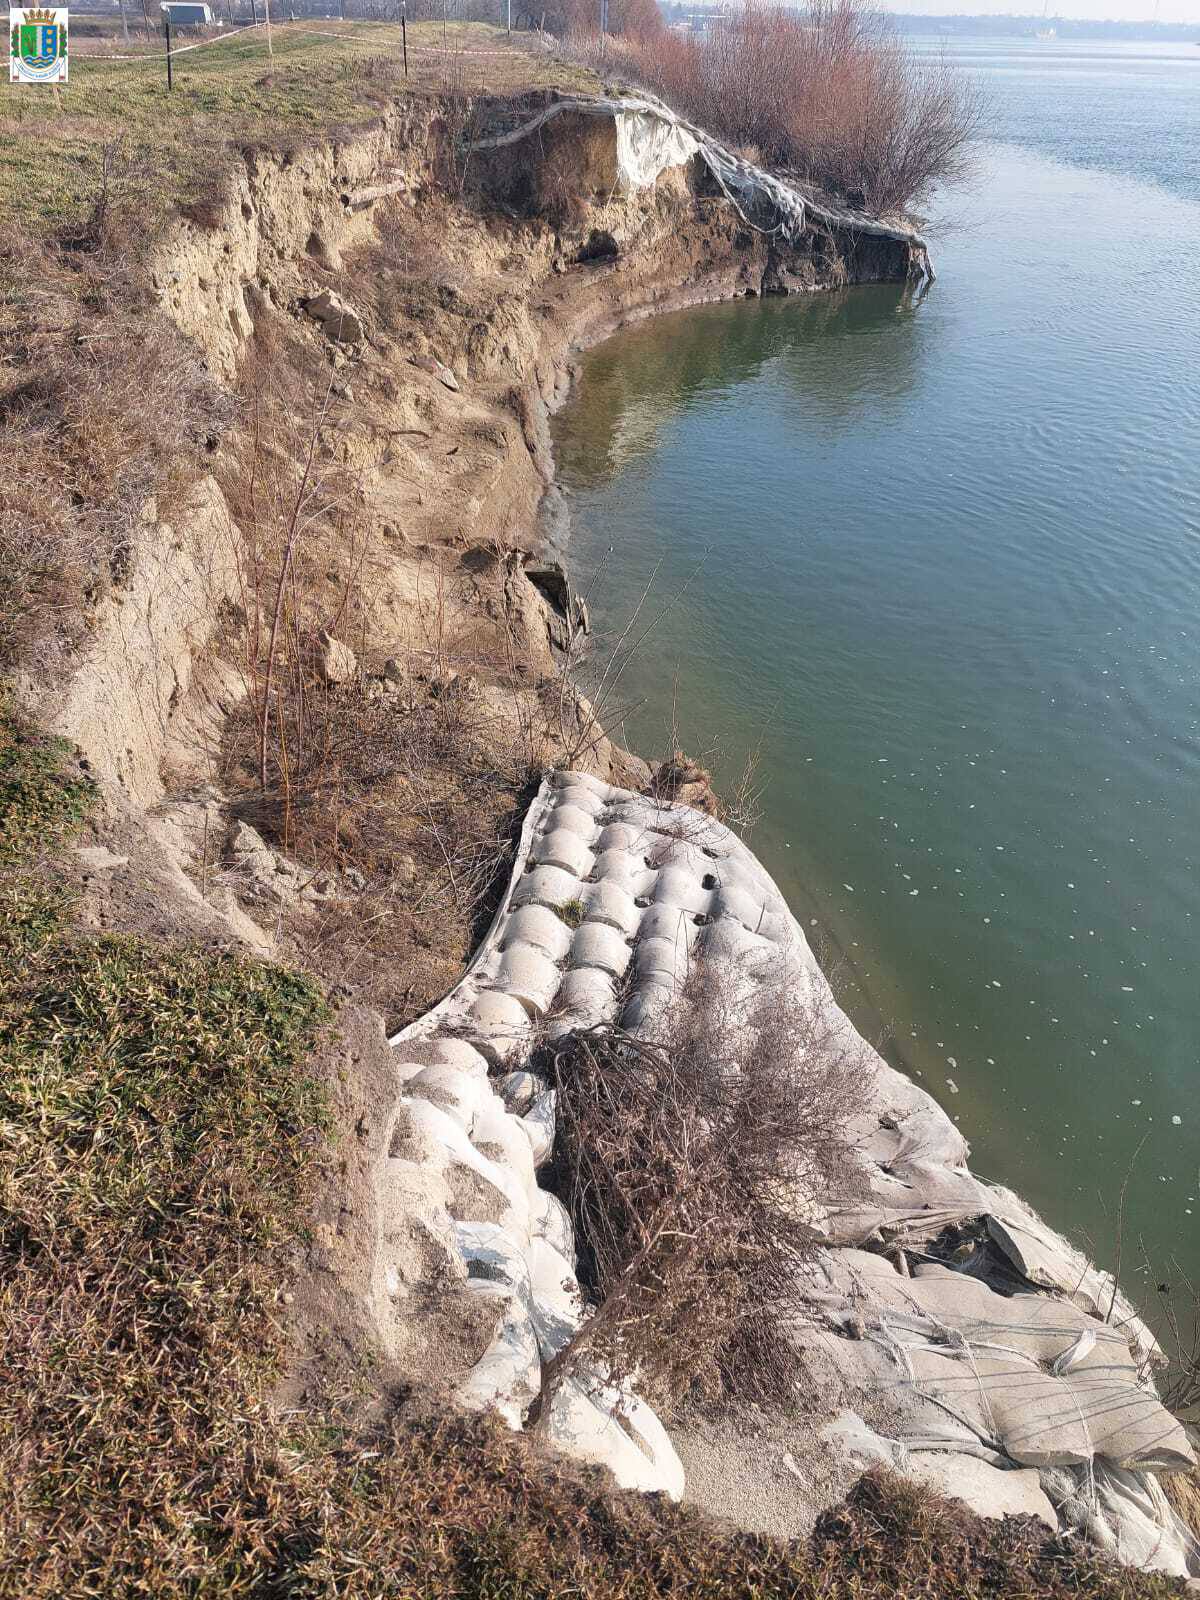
xmin=550 ymin=47 xmax=1200 ymax=1288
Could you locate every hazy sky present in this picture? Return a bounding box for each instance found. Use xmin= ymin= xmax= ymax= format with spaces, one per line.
xmin=880 ymin=0 xmax=1200 ymax=20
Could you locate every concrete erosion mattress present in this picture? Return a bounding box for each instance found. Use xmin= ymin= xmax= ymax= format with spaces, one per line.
xmin=387 ymin=770 xmax=1196 ymax=1577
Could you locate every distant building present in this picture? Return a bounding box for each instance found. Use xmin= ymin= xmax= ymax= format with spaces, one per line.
xmin=670 ymin=1 xmax=729 ymax=34
xmin=161 ymin=1 xmax=214 ymax=22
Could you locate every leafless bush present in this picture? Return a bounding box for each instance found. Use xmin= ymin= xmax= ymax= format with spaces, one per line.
xmin=614 ymin=0 xmax=982 ymax=216
xmin=526 ymin=0 xmax=661 ymax=39
xmin=533 ymin=960 xmax=869 ymax=1422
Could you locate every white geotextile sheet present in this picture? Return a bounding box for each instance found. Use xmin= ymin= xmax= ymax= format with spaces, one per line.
xmin=614 ymin=107 xmax=701 ymax=193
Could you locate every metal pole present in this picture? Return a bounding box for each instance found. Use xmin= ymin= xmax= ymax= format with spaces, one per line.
xmin=165 ymin=15 xmax=173 ymax=88
xmin=401 ymin=0 xmax=408 ymax=74
xmin=263 ymin=0 xmax=273 ymax=56
xmin=250 ymin=0 xmax=258 ymax=25
xmin=505 ymin=0 xmax=510 ymax=34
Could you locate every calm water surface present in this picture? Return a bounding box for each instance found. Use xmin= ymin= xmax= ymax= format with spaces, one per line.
xmin=549 ymin=41 xmax=1200 ymax=1286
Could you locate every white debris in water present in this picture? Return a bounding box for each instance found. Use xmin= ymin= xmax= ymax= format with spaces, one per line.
xmin=946 ymin=1078 xmax=960 ymax=1094
xmin=1172 ymin=1115 xmax=1182 ymax=1126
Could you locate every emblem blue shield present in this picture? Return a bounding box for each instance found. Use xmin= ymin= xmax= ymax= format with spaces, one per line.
xmin=10 ymin=7 xmax=68 ymax=82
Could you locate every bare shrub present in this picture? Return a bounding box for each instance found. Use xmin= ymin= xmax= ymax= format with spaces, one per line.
xmin=533 ymin=960 xmax=870 ymax=1423
xmin=615 ymin=0 xmax=983 ymax=216
xmin=528 ymin=0 xmax=661 ymax=39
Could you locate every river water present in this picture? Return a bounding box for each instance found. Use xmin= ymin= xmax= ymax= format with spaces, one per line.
xmin=549 ymin=41 xmax=1200 ymax=1293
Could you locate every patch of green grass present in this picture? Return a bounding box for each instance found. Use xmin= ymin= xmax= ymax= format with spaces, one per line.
xmin=0 ymin=22 xmax=598 ymax=231
xmin=0 ymin=697 xmax=94 ymax=867
xmin=555 ymin=896 xmax=586 ymax=928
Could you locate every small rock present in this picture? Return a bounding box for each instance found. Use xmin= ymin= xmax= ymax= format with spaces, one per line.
xmin=73 ymin=845 xmax=130 ymax=872
xmin=383 ymin=656 xmax=408 ymax=684
xmin=308 ymin=628 xmax=357 ymax=685
xmin=412 ymin=352 xmax=459 ymax=392
xmin=394 ymin=853 xmax=417 ymax=888
xmin=304 ymin=288 xmax=365 ymax=345
xmin=343 ymin=866 xmax=367 ymax=893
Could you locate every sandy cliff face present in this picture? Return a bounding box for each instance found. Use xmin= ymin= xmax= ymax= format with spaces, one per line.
xmin=36 ymin=83 xmax=1107 ymax=1571
xmin=36 ymin=84 xmax=912 ymax=967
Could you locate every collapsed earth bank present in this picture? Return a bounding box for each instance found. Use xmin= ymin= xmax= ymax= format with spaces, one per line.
xmin=18 ymin=83 xmax=1195 ymax=1585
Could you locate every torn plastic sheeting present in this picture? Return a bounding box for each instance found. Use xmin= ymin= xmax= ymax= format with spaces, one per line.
xmin=614 ymin=107 xmax=701 ymax=193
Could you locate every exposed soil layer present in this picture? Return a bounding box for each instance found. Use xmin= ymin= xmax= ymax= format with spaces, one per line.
xmin=5 ymin=81 xmax=940 ymax=1546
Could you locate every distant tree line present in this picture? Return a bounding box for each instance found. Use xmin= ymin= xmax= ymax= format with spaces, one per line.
xmin=889 ymin=12 xmax=1199 ymax=41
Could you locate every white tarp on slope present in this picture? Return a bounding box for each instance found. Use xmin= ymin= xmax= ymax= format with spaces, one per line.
xmin=613 ymin=105 xmax=701 ymax=192
xmin=473 ymin=90 xmax=935 ymax=277
xmin=386 ymin=770 xmax=1194 ymax=1575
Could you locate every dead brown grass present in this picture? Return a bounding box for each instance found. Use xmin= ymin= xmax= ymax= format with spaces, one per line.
xmin=0 ymin=206 xmax=230 ymax=675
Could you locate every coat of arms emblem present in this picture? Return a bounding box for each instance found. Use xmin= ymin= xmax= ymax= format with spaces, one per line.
xmin=10 ymin=6 xmax=68 ymax=83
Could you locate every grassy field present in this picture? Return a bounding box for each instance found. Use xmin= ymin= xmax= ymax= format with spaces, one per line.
xmin=0 ymin=20 xmax=595 ymax=228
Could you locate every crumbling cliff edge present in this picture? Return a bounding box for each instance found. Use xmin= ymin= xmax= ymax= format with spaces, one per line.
xmin=19 ymin=84 xmax=1196 ymax=1583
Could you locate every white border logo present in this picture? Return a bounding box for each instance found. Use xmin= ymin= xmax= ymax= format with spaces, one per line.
xmin=10 ymin=7 xmax=69 ymax=84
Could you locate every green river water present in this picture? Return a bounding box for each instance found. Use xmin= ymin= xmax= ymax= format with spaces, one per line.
xmin=548 ymin=41 xmax=1200 ymax=1294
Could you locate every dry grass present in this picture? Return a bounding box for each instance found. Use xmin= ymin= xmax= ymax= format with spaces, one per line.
xmin=219 ymin=674 xmax=534 ymax=1029
xmin=1 ymin=698 xmax=1187 ymax=1600
xmin=0 ymin=217 xmax=230 ymax=675
xmin=538 ymin=962 xmax=869 ymax=1419
xmin=0 ymin=23 xmax=599 ymax=233
xmin=594 ymin=0 xmax=983 ymax=216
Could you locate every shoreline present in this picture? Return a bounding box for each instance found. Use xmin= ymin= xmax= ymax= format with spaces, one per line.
xmin=25 ymin=84 xmax=1196 ymax=1575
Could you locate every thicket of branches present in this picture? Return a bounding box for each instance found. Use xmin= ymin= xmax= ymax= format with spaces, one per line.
xmin=536 ymin=961 xmax=870 ymax=1420
xmin=588 ymin=0 xmax=981 ymax=215
xmin=527 ymin=0 xmax=662 ymax=40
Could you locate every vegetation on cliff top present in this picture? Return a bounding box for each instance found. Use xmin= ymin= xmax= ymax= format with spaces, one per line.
xmin=579 ymin=0 xmax=982 ymax=214
xmin=0 ymin=23 xmax=596 ymax=230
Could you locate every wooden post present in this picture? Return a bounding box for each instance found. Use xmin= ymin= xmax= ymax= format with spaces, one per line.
xmin=263 ymin=0 xmax=272 ymax=56
xmin=250 ymin=0 xmax=258 ymax=25
xmin=164 ymin=14 xmax=173 ymax=88
xmin=401 ymin=0 xmax=407 ymax=75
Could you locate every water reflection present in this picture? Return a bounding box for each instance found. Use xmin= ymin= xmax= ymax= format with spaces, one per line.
xmin=556 ymin=284 xmax=926 ymax=488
